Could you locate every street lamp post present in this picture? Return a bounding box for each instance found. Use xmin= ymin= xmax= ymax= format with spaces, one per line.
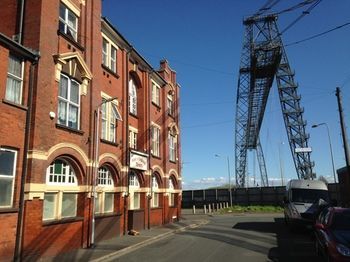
xmin=215 ymin=154 xmax=233 ymax=207
xmin=312 ymin=123 xmax=337 ymax=183
xmin=91 ymin=97 xmax=117 ymax=247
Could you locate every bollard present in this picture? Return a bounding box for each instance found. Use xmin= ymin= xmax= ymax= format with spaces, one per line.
xmin=208 ymin=204 xmax=212 ymax=213
xmin=220 ymin=203 xmax=223 ymax=209
xmin=226 ymin=202 xmax=229 ymax=208
xmin=193 ymin=205 xmax=196 ymax=214
xmin=204 ymin=204 xmax=207 ymax=214
xmin=216 ymin=203 xmax=219 ymax=210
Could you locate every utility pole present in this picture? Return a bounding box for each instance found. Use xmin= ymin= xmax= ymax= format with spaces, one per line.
xmin=336 ymin=87 xmax=350 ymax=167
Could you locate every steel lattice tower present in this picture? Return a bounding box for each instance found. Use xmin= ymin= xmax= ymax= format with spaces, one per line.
xmin=235 ymin=14 xmax=314 ymax=188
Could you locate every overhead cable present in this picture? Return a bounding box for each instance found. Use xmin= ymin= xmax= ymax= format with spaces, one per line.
xmin=280 ymin=0 xmax=323 ymax=35
xmin=285 ymin=22 xmax=350 ymax=47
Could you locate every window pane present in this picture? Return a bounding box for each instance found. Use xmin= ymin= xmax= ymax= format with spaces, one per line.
xmin=67 ymin=11 xmax=77 ymax=29
xmin=59 ymin=20 xmax=66 ymax=33
xmin=54 ymin=160 xmax=63 ymax=174
xmin=0 ymin=178 xmax=13 ymax=206
xmin=62 ymin=193 xmax=77 ymax=218
xmin=59 ymin=4 xmax=66 ymax=19
xmin=58 ymin=100 xmax=67 ymax=125
xmin=43 ymin=193 xmax=56 ymax=220
xmin=101 ymin=119 xmax=107 ymax=140
xmin=70 ymin=81 xmax=79 ymax=104
xmin=59 ymin=76 xmax=68 ymax=98
xmin=68 ymin=105 xmax=78 ymax=129
xmin=0 ymin=150 xmax=15 ymax=176
xmin=6 ymin=78 xmax=22 ymax=104
xmin=104 ymin=193 xmax=114 ymax=213
xmin=8 ymin=56 xmax=22 ymax=77
xmin=133 ymin=193 xmax=140 ymax=209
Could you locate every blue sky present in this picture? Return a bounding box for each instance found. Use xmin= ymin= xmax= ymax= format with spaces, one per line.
xmin=102 ymin=0 xmax=350 ymax=189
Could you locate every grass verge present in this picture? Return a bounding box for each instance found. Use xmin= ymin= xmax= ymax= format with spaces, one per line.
xmin=219 ymin=205 xmax=283 ymax=214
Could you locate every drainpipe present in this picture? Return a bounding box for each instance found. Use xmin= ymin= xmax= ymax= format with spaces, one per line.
xmin=14 ymin=58 xmax=38 ymax=262
xmin=147 ymin=70 xmax=152 ymax=230
xmin=123 ymin=47 xmax=132 ymax=235
xmin=17 ymin=0 xmax=25 ymax=44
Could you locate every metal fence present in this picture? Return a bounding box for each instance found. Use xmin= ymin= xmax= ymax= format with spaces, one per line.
xmin=182 ymin=183 xmax=340 ymax=208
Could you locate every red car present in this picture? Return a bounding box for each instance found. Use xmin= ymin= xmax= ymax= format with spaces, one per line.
xmin=315 ymin=207 xmax=350 ymax=261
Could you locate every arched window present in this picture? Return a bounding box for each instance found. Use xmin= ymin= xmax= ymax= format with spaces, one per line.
xmin=129 ymin=78 xmax=137 ymax=115
xmin=43 ymin=159 xmax=78 ymax=221
xmin=129 ymin=172 xmax=140 ymax=188
xmin=47 ymin=159 xmax=77 ymax=185
xmin=169 ymin=178 xmax=174 ymax=190
xmin=97 ymin=166 xmax=113 ymax=186
xmin=129 ymin=171 xmax=140 ymax=210
xmin=169 ymin=177 xmax=176 ymax=207
xmin=151 ymin=175 xmax=160 ymax=208
xmin=95 ymin=166 xmax=115 ymax=214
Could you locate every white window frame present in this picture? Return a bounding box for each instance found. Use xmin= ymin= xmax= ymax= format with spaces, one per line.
xmin=101 ymin=96 xmax=122 ymax=143
xmin=169 ymin=134 xmax=176 ymax=162
xmin=58 ymin=74 xmax=80 ymax=130
xmin=46 ymin=159 xmax=78 ymax=185
xmin=151 ymin=176 xmax=159 ymax=208
xmin=97 ymin=167 xmax=114 ymax=187
xmin=5 ymin=55 xmax=24 ymax=104
xmin=0 ymin=148 xmax=17 ymax=208
xmin=102 ymin=35 xmax=118 ymax=73
xmin=151 ymin=126 xmax=160 ymax=157
xmin=168 ymin=178 xmax=175 ymax=207
xmin=151 ymin=81 xmax=160 ymax=106
xmin=95 ymin=192 xmax=114 ymax=214
xmin=43 ymin=160 xmax=78 ymax=221
xmin=59 ymin=2 xmax=78 ymax=41
xmin=169 ymin=178 xmax=175 ymax=190
xmin=129 ymin=173 xmax=140 ymax=187
xmin=167 ymin=95 xmax=174 ymax=117
xmin=129 ymin=128 xmax=138 ymax=150
xmin=129 ymin=173 xmax=141 ymax=210
xmin=129 ymin=79 xmax=137 ymax=115
xmin=95 ymin=167 xmax=115 ymax=214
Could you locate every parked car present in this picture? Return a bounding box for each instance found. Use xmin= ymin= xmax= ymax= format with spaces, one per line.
xmin=315 ymin=207 xmax=350 ymax=261
xmin=284 ymin=179 xmax=329 ymax=228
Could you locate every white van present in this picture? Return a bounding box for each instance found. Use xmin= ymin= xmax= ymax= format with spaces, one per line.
xmin=284 ymin=179 xmax=329 ymax=228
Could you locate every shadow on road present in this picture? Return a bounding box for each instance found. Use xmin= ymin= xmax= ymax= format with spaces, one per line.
xmin=233 ymin=218 xmax=319 ymax=262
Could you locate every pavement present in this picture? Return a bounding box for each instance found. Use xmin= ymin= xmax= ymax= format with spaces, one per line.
xmin=44 ymin=212 xmax=209 ymax=262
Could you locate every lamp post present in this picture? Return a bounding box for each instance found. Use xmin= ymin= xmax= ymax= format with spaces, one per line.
xmin=91 ymin=97 xmax=117 ymax=247
xmin=215 ymin=154 xmax=233 ymax=207
xmin=312 ymin=123 xmax=337 ymax=183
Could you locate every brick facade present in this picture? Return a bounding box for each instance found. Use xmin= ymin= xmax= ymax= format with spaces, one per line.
xmin=0 ymin=0 xmax=181 ymax=260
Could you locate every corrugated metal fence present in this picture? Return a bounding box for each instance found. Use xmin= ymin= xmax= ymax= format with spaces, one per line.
xmin=182 ymin=183 xmax=340 ymax=208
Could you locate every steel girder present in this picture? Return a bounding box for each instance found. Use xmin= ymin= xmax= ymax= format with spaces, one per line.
xmin=275 ymin=44 xmax=314 ymax=179
xmin=235 ymin=14 xmax=313 ymax=188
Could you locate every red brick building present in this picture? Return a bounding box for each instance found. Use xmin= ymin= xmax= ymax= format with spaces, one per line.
xmin=0 ymin=0 xmax=181 ymax=260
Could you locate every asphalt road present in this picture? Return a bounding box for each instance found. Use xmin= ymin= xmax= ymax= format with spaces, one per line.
xmin=112 ymin=213 xmax=320 ymax=262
